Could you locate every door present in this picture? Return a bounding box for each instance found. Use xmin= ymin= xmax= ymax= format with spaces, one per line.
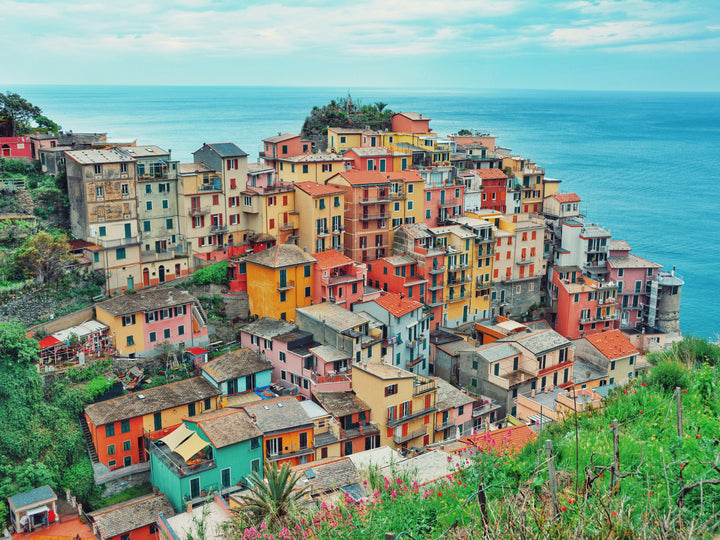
xmin=158 ymin=265 xmax=165 ymax=283
xmin=344 ymin=441 xmax=353 ymax=456
xmin=190 ymin=477 xmax=200 ymax=499
xmin=175 ymin=263 xmax=181 ymax=278
xmin=299 ymin=432 xmax=308 ymax=449
xmin=124 ymin=223 xmax=132 ymax=239
xmin=154 ymin=412 xmax=162 ymax=431
xmin=127 ymin=276 xmax=134 ymax=290
xmin=221 ymin=468 xmax=231 ymax=489
xmin=138 ymin=436 xmax=145 ymax=462
xmin=143 ymin=268 xmax=150 ymax=287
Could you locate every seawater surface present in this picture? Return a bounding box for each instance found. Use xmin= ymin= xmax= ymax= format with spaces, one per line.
xmin=11 ymin=85 xmax=720 ymax=338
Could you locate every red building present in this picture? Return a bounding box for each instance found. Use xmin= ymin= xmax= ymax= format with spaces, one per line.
xmin=476 ymin=168 xmax=508 ymax=213
xmin=424 ymin=181 xmax=464 ymax=227
xmin=366 ymin=254 xmax=428 ymax=303
xmin=343 ymin=147 xmax=395 ymax=173
xmin=0 ymin=136 xmax=32 ymax=158
xmin=86 ymin=493 xmax=174 ymax=540
xmin=260 ymin=133 xmax=311 ymax=171
xmin=327 ymin=170 xmax=390 ymax=262
xmin=551 ymin=266 xmax=619 ymax=340
xmin=312 ymin=249 xmax=366 ymax=309
xmin=392 ymin=112 xmax=431 ymax=134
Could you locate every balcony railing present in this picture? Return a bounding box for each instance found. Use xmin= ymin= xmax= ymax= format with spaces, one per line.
xmin=428 ymin=265 xmax=445 ymax=274
xmin=446 ymin=294 xmax=471 ymax=303
xmin=267 ymin=445 xmax=314 ymax=462
xmin=277 ymin=280 xmax=295 ymax=291
xmin=393 ymin=427 xmax=427 ymax=445
xmin=188 ymin=206 xmax=210 ymax=216
xmin=359 ymin=213 xmax=388 ymax=221
xmin=448 ymin=263 xmax=470 ymax=272
xmin=413 ymin=378 xmax=436 ymax=396
xmin=210 ymin=224 xmax=228 ymax=234
xmin=435 ymin=419 xmax=454 ymax=432
xmin=149 ymin=441 xmax=216 ymax=478
xmin=428 ymin=283 xmax=444 ymax=291
xmin=97 ymin=236 xmax=140 ymax=248
xmin=198 ymin=181 xmax=222 ymax=192
xmin=359 ymin=196 xmax=391 ymax=204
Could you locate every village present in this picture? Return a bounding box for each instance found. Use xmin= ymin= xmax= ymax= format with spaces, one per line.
xmin=1 ymin=110 xmax=690 ymax=538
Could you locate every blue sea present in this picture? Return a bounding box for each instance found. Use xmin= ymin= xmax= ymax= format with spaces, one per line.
xmin=10 ymin=86 xmax=720 ymax=338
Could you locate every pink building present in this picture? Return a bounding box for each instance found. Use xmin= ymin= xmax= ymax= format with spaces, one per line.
xmin=343 ymin=147 xmax=395 ymax=173
xmin=434 ymin=378 xmax=474 ymax=442
xmin=312 ymin=249 xmax=366 ymax=309
xmin=392 ymin=112 xmax=431 ymax=134
xmin=607 ymin=240 xmax=662 ymax=330
xmin=424 ymin=181 xmax=465 ymax=227
xmin=0 ymin=136 xmax=32 ymax=158
xmin=143 ymin=301 xmax=207 ymax=351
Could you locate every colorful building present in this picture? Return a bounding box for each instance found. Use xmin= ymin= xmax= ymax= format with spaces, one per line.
xmin=244 ymin=397 xmax=315 ymax=467
xmin=275 ymin=153 xmax=351 ymax=184
xmin=94 ymin=288 xmax=209 ymax=357
xmin=573 ymin=329 xmax=640 ymax=385
xmin=433 ymin=378 xmax=474 ymax=442
xmin=260 ymin=133 xmax=311 ymax=170
xmin=65 ymin=148 xmax=141 ymax=293
xmin=313 ymin=391 xmax=381 ymax=457
xmin=86 ymin=493 xmax=175 ymax=540
xmin=423 ymin=171 xmax=464 ymax=227
xmin=327 ymin=127 xmax=380 ymax=153
xmin=149 ymin=408 xmax=263 ymax=511
xmin=365 ymin=254 xmax=427 ymax=302
xmin=475 ymin=168 xmax=508 ymax=214
xmin=244 ymin=243 xmax=316 ymax=322
xmin=343 ymin=147 xmax=396 ymax=172
xmin=200 ymin=347 xmax=273 ymax=399
xmin=312 ymin=249 xmax=366 ymax=308
xmin=550 ymin=265 xmax=618 ymax=340
xmin=0 ymin=135 xmax=32 ymax=158
xmin=293 ymin=182 xmax=345 ymax=254
xmin=243 ymin=163 xmax=298 ymax=245
xmin=386 ymin=170 xmax=425 ymax=248
xmin=351 ymin=362 xmax=437 ymax=451
xmin=84 ymin=376 xmax=221 ymax=471
xmin=327 ymin=170 xmax=391 ymax=262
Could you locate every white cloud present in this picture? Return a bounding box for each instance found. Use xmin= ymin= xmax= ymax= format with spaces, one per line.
xmin=546 ymin=20 xmax=697 ymax=48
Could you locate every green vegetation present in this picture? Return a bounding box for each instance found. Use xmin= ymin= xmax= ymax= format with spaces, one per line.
xmin=190 ymin=261 xmax=228 ymax=286
xmin=0 ymin=322 xmax=117 ymax=519
xmin=96 ymin=482 xmax=153 ymax=508
xmin=0 ymin=92 xmax=58 ymax=136
xmin=301 ymin=95 xmax=394 ymax=151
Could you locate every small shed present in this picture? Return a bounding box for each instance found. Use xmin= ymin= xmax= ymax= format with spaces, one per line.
xmin=184 ymin=347 xmax=209 ymax=369
xmin=7 ymin=485 xmax=58 ymax=533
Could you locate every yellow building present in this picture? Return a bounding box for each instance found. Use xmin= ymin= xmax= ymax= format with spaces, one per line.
xmin=276 ymin=153 xmax=351 ymax=184
xmin=380 ymin=132 xmax=452 ymax=166
xmin=352 ymin=362 xmax=437 ymax=451
xmin=177 ymin=162 xmax=224 ymax=262
xmin=387 ymin=170 xmax=425 ymax=251
xmin=244 ymin=244 xmax=317 ymax=322
xmin=293 ymin=181 xmax=345 ymax=254
xmin=327 ymin=127 xmax=380 ymax=153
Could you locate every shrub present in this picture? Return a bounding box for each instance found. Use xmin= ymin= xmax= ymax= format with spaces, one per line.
xmin=191 ymin=261 xmax=228 ymax=286
xmin=648 ymin=360 xmax=689 ymax=392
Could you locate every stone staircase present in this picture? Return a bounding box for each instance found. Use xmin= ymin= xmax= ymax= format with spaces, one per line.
xmin=79 ymin=415 xmax=99 ymax=463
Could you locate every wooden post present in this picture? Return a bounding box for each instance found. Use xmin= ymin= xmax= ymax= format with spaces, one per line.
xmin=676 ymin=387 xmax=683 ymax=438
xmin=545 ymin=439 xmax=558 ymax=511
xmin=385 ymin=533 xmax=396 ymax=540
xmin=611 ymin=418 xmax=620 ymax=492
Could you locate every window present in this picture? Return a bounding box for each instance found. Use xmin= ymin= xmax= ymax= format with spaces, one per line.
xmin=123 ymin=440 xmax=131 ymax=451
xmin=122 ymin=315 xmax=135 ymax=326
xmin=304 ymin=264 xmax=311 ymax=277
xmin=143 ymin=220 xmax=151 ymax=232
xmin=94 ymin=164 xmax=102 ymax=175
xmin=149 ymin=332 xmax=157 ymax=343
xmin=162 ymin=199 xmax=168 ymax=209
xmin=280 ymin=291 xmax=287 ymax=302
xmin=93 ymin=253 xmax=99 ymax=263
xmin=244 ymin=196 xmax=252 ymax=206
xmin=251 ymin=458 xmax=261 ymax=474
xmin=107 ymin=444 xmax=116 ymax=455
xmin=116 ymin=248 xmax=126 ymax=260
xmin=146 ymin=200 xmax=154 ymax=211
xmin=334 ymin=196 xmax=341 ymax=207
xmin=279 ymin=351 xmax=286 ymax=363
xmin=145 ymin=184 xmax=152 ymax=194
xmin=407 ymin=201 xmax=413 ymax=210
xmin=121 ymin=183 xmax=129 ymax=196
xmin=188 ymin=403 xmax=196 ymax=416
xmin=164 ymin=328 xmax=171 ymax=340
xmin=494 ymin=363 xmax=499 ymax=376
xmin=99 ymin=226 xmax=106 ymax=237
xmin=610 ymin=361 xmax=616 ymax=371
xmin=178 ymin=325 xmax=185 ymax=336
xmin=305 ymin=286 xmax=311 ymax=298
xmin=121 ymin=419 xmax=130 ymax=433
xmin=384 ymin=384 xmax=398 ymax=396
xmin=407 ymin=184 xmax=414 ymax=193
xmin=471 ymin=377 xmax=478 ymax=388
xmin=126 ymin=335 xmax=134 ymax=346
xmin=108 ymin=460 xmax=116 ymax=468
xmin=319 ymin=199 xmax=326 ymax=210
xmin=105 ymin=424 xmax=115 ymax=437
xmin=166 ymin=218 xmax=173 ymax=229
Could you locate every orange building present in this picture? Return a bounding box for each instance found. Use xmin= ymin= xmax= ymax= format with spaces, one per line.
xmin=244 ymin=243 xmax=317 ymax=322
xmin=244 ymin=397 xmax=315 ymax=467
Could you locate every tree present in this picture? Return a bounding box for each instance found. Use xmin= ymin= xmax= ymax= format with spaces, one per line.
xmin=236 ymin=462 xmax=309 ymax=531
xmin=0 ymin=92 xmax=42 ymax=136
xmin=15 ymin=231 xmax=74 ymax=284
xmin=375 ymin=101 xmax=388 ymax=113
xmin=457 ymin=129 xmax=473 ymax=136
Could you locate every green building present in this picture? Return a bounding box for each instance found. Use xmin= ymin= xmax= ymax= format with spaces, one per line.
xmin=149 ymin=408 xmax=263 ymax=512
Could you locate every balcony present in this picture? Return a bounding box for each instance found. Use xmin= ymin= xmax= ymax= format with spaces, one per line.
xmin=317 ymin=229 xmax=331 ymax=237
xmin=198 ymin=180 xmax=222 ymax=192
xmin=448 ymin=263 xmax=470 ymax=272
xmin=141 ymin=249 xmax=187 ymax=264
xmin=277 ymin=280 xmax=295 ymax=291
xmin=446 ymin=294 xmax=471 ymax=303
xmin=390 ymin=190 xmax=405 ymax=200
xmin=516 ymin=257 xmax=534 ymax=265
xmin=280 ymin=221 xmax=298 ymax=231
xmin=413 ymin=378 xmax=436 ymax=396
xmin=149 ymin=440 xmax=215 ymax=478
xmin=359 ymin=212 xmax=388 ymax=221
xmin=359 ymin=196 xmax=391 ymax=204
xmin=393 ymin=427 xmax=427 ymax=445
xmin=188 ymin=206 xmax=210 ymax=216
xmin=210 ymin=224 xmax=228 ymax=234
xmin=435 ymin=418 xmax=455 ymax=432
xmin=428 ymin=298 xmax=444 ymax=307
xmin=267 ymin=445 xmax=314 ymax=462
xmin=337 ymin=422 xmax=379 ymax=441
xmin=428 ymin=265 xmax=445 ymax=275
xmin=97 ymin=236 xmax=140 ymax=248
xmin=387 ymin=406 xmax=435 ymax=428
xmin=322 ymin=273 xmax=363 ymax=286
xmin=599 ymin=296 xmax=616 ymax=305
xmin=428 ymin=283 xmax=444 ymax=291
xmin=447 ymin=276 xmax=471 ymax=286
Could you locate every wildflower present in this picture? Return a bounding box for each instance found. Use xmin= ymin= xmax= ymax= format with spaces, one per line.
xmin=649 ymin=491 xmax=654 ymax=496
xmin=396 ymin=478 xmax=403 ymax=485
xmin=641 ymin=382 xmax=646 ymax=386
xmin=682 ymin=389 xmax=687 ymax=394
xmin=639 ymin=410 xmax=643 ymax=414
xmin=654 ymin=521 xmax=659 ymax=526
xmin=561 ymin=506 xmax=567 ymax=511
xmin=437 ymin=492 xmax=442 ymax=497
xmin=600 ymin=473 xmax=604 ymax=477
xmin=612 ymin=511 xmax=617 ymax=516
xmin=697 ymin=434 xmax=702 ymax=439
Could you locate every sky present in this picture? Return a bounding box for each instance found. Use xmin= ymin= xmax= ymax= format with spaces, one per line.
xmin=2 ymin=0 xmax=720 ymax=91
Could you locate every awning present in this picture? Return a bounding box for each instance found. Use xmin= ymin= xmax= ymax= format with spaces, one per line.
xmin=174 ymin=433 xmax=209 ymax=463
xmin=26 ymin=505 xmax=50 ymax=517
xmin=160 ymin=424 xmax=194 ymax=451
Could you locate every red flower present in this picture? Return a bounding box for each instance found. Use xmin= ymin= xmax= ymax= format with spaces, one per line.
xmin=649 ymin=491 xmax=654 ymax=496
xmin=697 ymin=434 xmax=702 ymax=439
xmin=561 ymin=506 xmax=567 ymax=511
xmin=682 ymin=389 xmax=688 ymax=393
xmin=641 ymin=382 xmax=647 ymax=386
xmin=437 ymin=492 xmax=442 ymax=497
xmin=639 ymin=410 xmax=643 ymax=414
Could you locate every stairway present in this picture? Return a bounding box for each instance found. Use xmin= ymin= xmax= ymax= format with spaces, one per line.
xmin=79 ymin=415 xmax=99 ymax=463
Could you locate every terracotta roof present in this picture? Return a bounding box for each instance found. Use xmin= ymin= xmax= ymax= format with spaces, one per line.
xmin=385 ymin=170 xmax=423 ymax=183
xmin=68 ymin=238 xmax=99 ymax=251
xmin=374 ymin=293 xmax=423 ymax=318
xmin=475 ymin=168 xmax=507 ymax=180
xmin=85 ymin=377 xmax=220 ymax=426
xmin=313 ymin=391 xmax=370 ymax=418
xmin=88 ymin=494 xmax=175 ymax=539
xmin=347 ymin=147 xmax=393 ymax=157
xmin=263 ymin=133 xmax=299 ymax=143
xmin=434 ymin=379 xmax=474 ymax=411
xmin=244 ymin=398 xmax=314 ymax=435
xmin=551 ymin=193 xmax=581 ymax=204
xmin=608 ymin=253 xmax=662 ymax=269
xmin=457 ymin=425 xmax=537 ymax=455
xmin=585 ymin=329 xmax=638 ymax=360
xmin=178 ymin=162 xmax=215 ymax=174
xmin=312 ymin=249 xmax=354 ymax=269
xmin=186 ymin=408 xmax=262 ymax=447
xmin=294 ymin=181 xmax=345 ymax=197
xmin=201 ymin=348 xmax=273 ymax=383
xmin=95 ymin=289 xmax=199 ymax=317
xmin=244 ymin=243 xmax=317 ymax=268
xmin=332 ymin=169 xmax=390 ymax=186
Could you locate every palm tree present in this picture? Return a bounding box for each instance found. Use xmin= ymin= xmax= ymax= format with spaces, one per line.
xmin=238 ymin=461 xmax=309 ymax=531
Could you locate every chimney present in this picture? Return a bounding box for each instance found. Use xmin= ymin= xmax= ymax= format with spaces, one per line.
xmin=531 ymin=389 xmax=535 ymax=397
xmin=549 ymin=384 xmax=554 ymax=392
xmin=77 ymin=503 xmax=83 ymax=516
